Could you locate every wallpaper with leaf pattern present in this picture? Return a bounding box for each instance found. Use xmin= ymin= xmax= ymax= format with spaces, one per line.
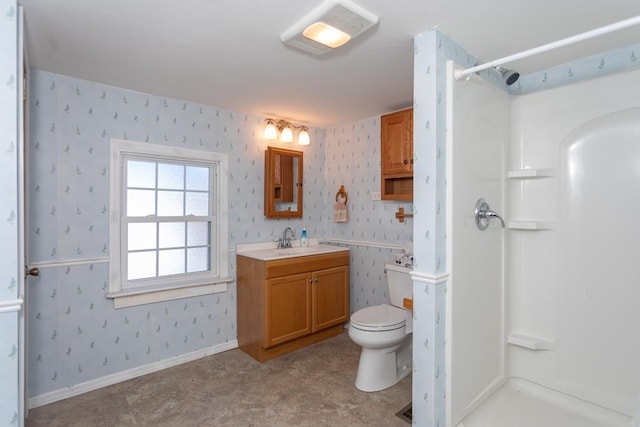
xmin=26 ymin=69 xmax=413 ymax=401
xmin=9 ymin=14 xmax=640 ymax=427
xmin=411 ymin=31 xmax=479 ymax=427
xmin=0 ymin=0 xmax=20 ymax=425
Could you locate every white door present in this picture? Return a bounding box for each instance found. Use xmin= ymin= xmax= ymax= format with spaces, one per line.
xmin=446 ymin=61 xmax=510 ymax=426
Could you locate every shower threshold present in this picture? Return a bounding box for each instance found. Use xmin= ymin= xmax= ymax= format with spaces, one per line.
xmin=458 ymin=378 xmax=633 ymax=427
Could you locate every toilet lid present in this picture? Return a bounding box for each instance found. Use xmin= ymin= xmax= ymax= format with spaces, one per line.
xmin=350 ymin=304 xmax=406 ymax=332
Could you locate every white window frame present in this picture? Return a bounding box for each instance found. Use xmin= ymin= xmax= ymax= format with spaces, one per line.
xmin=108 ymin=138 xmax=231 ymax=308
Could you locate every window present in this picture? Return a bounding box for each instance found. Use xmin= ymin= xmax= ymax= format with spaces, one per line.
xmin=108 ymin=139 xmax=231 ymax=308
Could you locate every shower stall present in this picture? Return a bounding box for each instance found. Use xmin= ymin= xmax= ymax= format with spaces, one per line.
xmin=446 ymin=63 xmax=640 ymax=426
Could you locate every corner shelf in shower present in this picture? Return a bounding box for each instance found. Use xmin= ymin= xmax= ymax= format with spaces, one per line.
xmin=508 ymin=333 xmax=555 ymax=351
xmin=508 ymin=168 xmax=555 ymax=179
xmin=508 ymin=221 xmax=555 ymax=230
xmin=507 ymin=169 xmax=556 ymax=230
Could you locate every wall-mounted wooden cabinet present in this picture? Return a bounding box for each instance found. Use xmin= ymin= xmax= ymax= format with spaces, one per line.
xmin=264 ymin=146 xmax=303 ymax=218
xmin=237 ymin=251 xmax=349 ymax=362
xmin=381 ymin=108 xmax=413 ymax=200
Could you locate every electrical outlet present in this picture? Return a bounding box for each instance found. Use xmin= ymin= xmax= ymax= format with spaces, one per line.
xmin=372 ymin=191 xmax=381 ymax=201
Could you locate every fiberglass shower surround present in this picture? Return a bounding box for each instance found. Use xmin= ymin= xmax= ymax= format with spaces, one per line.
xmin=447 ymin=62 xmax=640 ymax=427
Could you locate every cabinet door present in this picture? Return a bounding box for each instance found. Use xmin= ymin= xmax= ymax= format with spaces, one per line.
xmin=265 ymin=273 xmax=312 ymax=348
xmin=312 ymin=266 xmax=349 ymax=332
xmin=381 ymin=109 xmax=413 ymax=175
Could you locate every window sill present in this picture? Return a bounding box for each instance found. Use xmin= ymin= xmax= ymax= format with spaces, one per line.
xmin=106 ymin=276 xmax=233 ymax=309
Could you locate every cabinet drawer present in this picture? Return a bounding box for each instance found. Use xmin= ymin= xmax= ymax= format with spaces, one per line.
xmin=265 ymin=252 xmax=349 ymax=279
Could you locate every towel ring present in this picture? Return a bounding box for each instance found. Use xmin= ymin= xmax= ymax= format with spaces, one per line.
xmin=335 ymin=185 xmax=348 ymax=204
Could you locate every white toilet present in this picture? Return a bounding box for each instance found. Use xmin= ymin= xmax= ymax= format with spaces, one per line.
xmin=348 ymin=263 xmax=413 ymax=392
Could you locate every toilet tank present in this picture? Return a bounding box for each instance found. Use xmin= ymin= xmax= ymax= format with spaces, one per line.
xmin=385 ymin=263 xmax=413 ymax=308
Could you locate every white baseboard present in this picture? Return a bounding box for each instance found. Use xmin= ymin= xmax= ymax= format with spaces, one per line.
xmin=27 ymin=339 xmax=238 ymax=409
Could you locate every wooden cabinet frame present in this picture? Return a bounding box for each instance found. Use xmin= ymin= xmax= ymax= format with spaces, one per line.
xmin=381 ymin=108 xmax=413 ymax=200
xmin=237 ymin=251 xmax=349 ymax=362
xmin=264 ymin=146 xmax=303 ymax=218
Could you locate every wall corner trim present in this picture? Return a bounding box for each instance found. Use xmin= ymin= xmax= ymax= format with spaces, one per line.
xmin=0 ymin=298 xmax=24 ymax=313
xmin=411 ymin=271 xmax=449 ymax=285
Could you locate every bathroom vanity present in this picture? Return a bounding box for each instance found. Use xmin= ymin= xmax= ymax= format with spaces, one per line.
xmin=236 ymin=243 xmax=349 ymax=362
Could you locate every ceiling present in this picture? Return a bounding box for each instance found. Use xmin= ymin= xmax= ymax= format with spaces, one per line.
xmin=18 ymin=0 xmax=640 ymax=128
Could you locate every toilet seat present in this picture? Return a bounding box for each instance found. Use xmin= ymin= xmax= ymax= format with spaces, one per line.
xmin=350 ymin=304 xmax=406 ymax=332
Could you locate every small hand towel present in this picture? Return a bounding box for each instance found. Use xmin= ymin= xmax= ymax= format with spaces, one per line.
xmin=333 ymin=201 xmax=348 ymax=223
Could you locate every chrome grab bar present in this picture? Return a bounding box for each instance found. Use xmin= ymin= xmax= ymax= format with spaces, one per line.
xmin=474 ymin=198 xmax=505 ymax=230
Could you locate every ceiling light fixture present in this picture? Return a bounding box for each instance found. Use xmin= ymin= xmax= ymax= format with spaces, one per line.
xmin=281 ymin=0 xmax=379 ymax=55
xmin=264 ymin=119 xmax=311 ymax=146
xmin=303 ymin=22 xmax=351 ymax=48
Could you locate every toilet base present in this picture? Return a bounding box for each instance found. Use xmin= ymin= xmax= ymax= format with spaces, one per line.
xmin=354 ymin=334 xmax=412 ymax=392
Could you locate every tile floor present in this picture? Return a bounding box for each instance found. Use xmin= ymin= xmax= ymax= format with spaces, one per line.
xmin=26 ymin=332 xmax=412 ymax=426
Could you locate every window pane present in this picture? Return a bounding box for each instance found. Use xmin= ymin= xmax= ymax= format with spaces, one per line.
xmin=159 ymin=222 xmax=185 ymax=248
xmin=187 ymin=247 xmax=209 ymax=273
xmin=159 ymin=249 xmax=185 ymax=276
xmin=128 ymin=251 xmax=157 ymax=280
xmin=158 ymin=163 xmax=184 ymax=190
xmin=157 ymin=191 xmax=184 ymax=216
xmin=128 ymin=223 xmax=157 ymax=251
xmin=127 ymin=160 xmax=156 ymax=188
xmin=187 ymin=222 xmax=210 ymax=246
xmin=127 ymin=189 xmax=156 ymax=216
xmin=186 ymin=166 xmax=209 ymax=191
xmin=185 ymin=192 xmax=209 ymax=216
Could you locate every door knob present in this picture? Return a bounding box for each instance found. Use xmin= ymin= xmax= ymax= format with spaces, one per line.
xmin=26 ymin=266 xmax=40 ymax=277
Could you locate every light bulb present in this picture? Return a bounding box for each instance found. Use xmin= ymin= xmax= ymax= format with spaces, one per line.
xmin=298 ymin=128 xmax=310 ymax=145
xmin=280 ymin=125 xmax=294 ymax=142
xmin=264 ymin=120 xmax=278 ymax=139
xmin=303 ymin=22 xmax=351 ymax=48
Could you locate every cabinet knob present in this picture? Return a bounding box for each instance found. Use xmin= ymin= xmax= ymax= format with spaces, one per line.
xmin=403 ymin=159 xmax=408 ymax=165
xmin=308 ymin=278 xmax=313 ymax=284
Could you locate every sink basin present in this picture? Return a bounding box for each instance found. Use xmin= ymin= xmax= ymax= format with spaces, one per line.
xmin=274 ymin=246 xmax=320 ymax=256
xmin=236 ymin=241 xmax=349 ymax=261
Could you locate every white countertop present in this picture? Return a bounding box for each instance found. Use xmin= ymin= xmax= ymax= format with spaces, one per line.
xmin=236 ymin=239 xmax=349 ymax=261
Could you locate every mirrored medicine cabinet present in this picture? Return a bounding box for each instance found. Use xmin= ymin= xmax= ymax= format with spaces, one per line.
xmin=264 ymin=146 xmax=303 ymax=218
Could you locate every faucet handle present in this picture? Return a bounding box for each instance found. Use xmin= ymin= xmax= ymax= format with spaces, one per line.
xmin=474 ymin=198 xmax=506 ymax=230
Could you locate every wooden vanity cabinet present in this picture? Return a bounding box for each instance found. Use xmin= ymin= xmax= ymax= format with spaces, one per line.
xmin=381 ymin=108 xmax=413 ymax=200
xmin=237 ymin=251 xmax=349 ymax=362
xmin=265 ymin=272 xmax=312 ymax=347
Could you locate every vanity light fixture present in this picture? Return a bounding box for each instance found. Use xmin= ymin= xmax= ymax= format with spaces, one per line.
xmin=264 ymin=119 xmax=311 ymax=145
xmin=280 ymin=0 xmax=379 ymax=55
xmin=298 ymin=127 xmax=310 ymax=146
xmin=263 ymin=120 xmax=278 ymax=140
xmin=280 ymin=124 xmax=294 ymax=142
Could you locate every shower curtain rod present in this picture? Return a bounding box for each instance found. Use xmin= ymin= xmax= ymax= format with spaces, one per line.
xmin=454 ymin=15 xmax=640 ymax=80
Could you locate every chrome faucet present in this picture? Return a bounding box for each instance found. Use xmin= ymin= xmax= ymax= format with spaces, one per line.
xmin=278 ymin=227 xmax=295 ymax=249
